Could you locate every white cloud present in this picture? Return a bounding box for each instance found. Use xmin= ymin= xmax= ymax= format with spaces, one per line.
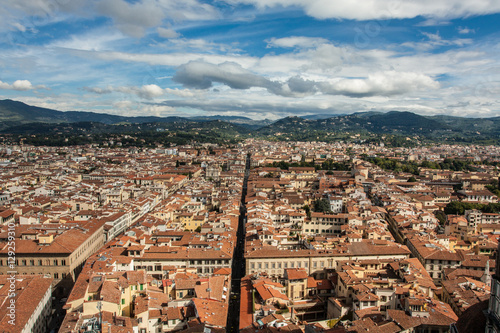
xmin=401 ymin=31 xmax=472 ymax=51
xmin=96 ymin=0 xmax=218 ymax=37
xmin=11 ymin=22 xmax=26 ymax=32
xmin=83 ymin=86 xmax=114 ymax=94
xmin=319 ymin=71 xmax=440 ymax=97
xmin=51 ymin=30 xmax=125 ymax=51
xmin=0 ymin=0 xmax=217 ymax=38
xmin=84 ymin=84 xmax=197 ymax=99
xmin=458 ymin=26 xmax=475 ymax=34
xmin=164 ymin=88 xmax=196 ymax=97
xmin=11 ymin=80 xmax=33 ymax=90
xmin=92 ymin=50 xmax=258 ymax=68
xmin=112 ymin=100 xmax=178 ymax=117
xmin=139 ymin=104 xmax=177 ymax=117
xmin=223 ymin=0 xmax=500 ymax=20
xmin=157 ymin=27 xmax=180 ymax=39
xmin=266 ymin=36 xmax=328 ymax=48
xmin=97 ymin=0 xmax=165 ymax=38
xmin=0 ymin=79 xmax=45 ymax=91
xmin=136 ymin=84 xmax=164 ymax=99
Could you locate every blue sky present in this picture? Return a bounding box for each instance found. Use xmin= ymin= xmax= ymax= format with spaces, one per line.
xmin=1 ymin=0 xmax=500 ymax=120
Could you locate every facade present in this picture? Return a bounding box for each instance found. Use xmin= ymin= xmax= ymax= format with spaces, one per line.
xmin=486 ymin=243 xmax=500 ymax=332
xmin=303 ymin=212 xmax=349 ymax=235
xmin=0 ymin=219 xmax=106 ymax=295
xmin=245 ymin=241 xmax=411 ymax=279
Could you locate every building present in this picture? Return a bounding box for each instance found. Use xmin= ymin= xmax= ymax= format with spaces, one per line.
xmin=0 ymin=219 xmax=106 ymax=296
xmin=245 ymin=240 xmax=411 ymax=280
xmin=0 ymin=275 xmax=53 ymax=333
xmin=486 ymin=243 xmax=500 ymax=332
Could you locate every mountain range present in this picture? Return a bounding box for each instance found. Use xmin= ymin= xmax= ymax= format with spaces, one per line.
xmin=0 ymin=99 xmax=272 ymax=129
xmin=1 ymin=99 xmax=499 ymax=145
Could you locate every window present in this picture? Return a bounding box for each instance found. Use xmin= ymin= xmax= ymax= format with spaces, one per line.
xmin=38 ymin=260 xmax=42 ymax=266
xmin=53 ymin=260 xmax=58 ymax=266
xmin=122 ymin=299 xmax=125 ymax=304
xmin=54 ymin=273 xmax=59 ymax=279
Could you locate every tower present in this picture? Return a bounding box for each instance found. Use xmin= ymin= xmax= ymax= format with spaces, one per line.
xmin=482 ymin=260 xmax=492 ymax=287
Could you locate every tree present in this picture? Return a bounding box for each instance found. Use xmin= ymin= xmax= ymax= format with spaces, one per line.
xmin=303 ymin=205 xmax=311 ymax=218
xmin=434 ymin=210 xmax=447 ymax=226
xmin=313 ymin=199 xmax=331 ymax=213
xmin=444 ymin=201 xmax=467 ymax=215
xmin=407 ymin=176 xmax=417 ymax=182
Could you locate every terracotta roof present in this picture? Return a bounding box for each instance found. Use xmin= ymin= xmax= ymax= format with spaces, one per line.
xmin=0 ymin=275 xmax=53 ymax=332
xmin=285 ymin=268 xmax=308 ymax=280
xmin=192 ymin=298 xmax=228 ymax=328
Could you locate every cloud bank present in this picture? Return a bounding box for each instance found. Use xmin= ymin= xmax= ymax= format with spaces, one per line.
xmin=224 ymin=0 xmax=500 ymax=20
xmin=173 ymin=61 xmax=439 ymax=98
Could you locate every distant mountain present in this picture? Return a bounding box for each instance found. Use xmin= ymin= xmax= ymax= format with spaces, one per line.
xmin=257 ymin=111 xmax=500 ymax=144
xmin=3 ymin=99 xmax=500 ymax=145
xmin=0 ymin=99 xmax=186 ymax=129
xmin=0 ymin=99 xmax=271 ymax=130
xmin=189 ymin=115 xmax=272 ymax=128
xmin=258 ymin=111 xmax=444 ymax=136
xmin=300 ymin=113 xmax=348 ymax=120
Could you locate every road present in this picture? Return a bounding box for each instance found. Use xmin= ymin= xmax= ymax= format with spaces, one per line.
xmin=226 ymin=153 xmax=250 ymax=333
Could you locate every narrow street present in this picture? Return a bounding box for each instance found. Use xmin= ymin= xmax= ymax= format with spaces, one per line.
xmin=226 ymin=153 xmax=250 ymax=333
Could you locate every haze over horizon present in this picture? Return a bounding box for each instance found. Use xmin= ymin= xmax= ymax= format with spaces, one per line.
xmin=1 ymin=0 xmax=500 ymax=120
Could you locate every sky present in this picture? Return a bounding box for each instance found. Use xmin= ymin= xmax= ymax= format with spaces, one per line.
xmin=0 ymin=0 xmax=500 ymax=120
